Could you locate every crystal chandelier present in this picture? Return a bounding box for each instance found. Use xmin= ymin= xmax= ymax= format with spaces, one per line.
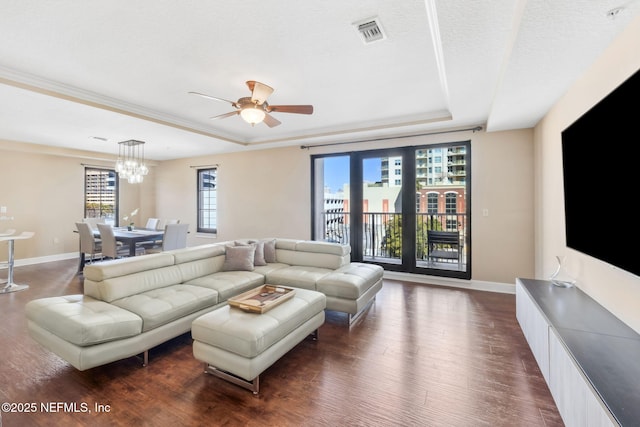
xmin=114 ymin=140 xmax=149 ymax=184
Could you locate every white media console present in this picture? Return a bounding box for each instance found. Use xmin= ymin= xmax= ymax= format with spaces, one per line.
xmin=516 ymin=278 xmax=640 ymax=427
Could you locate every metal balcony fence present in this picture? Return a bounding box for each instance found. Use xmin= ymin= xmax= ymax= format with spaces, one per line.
xmin=321 ymin=211 xmax=468 ymax=269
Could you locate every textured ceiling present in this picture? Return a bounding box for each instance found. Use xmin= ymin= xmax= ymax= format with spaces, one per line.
xmin=0 ymin=0 xmax=638 ymax=160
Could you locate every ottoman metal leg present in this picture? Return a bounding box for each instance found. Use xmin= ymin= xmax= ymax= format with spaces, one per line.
xmin=204 ymin=363 xmax=260 ymax=394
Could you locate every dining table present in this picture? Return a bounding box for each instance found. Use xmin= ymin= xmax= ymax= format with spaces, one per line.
xmin=77 ymin=227 xmax=164 ymax=271
xmin=110 ymin=227 xmax=165 ymax=257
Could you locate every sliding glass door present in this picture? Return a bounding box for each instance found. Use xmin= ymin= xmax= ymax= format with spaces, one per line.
xmin=312 ymin=141 xmax=470 ymax=279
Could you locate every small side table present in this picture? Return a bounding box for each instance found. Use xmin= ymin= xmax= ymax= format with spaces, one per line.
xmin=0 ymin=231 xmax=35 ymax=294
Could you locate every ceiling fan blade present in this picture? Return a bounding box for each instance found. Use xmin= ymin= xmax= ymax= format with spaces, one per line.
xmin=210 ymin=111 xmax=240 ymax=120
xmin=267 ymin=105 xmax=314 ymax=115
xmin=262 ymin=112 xmax=281 ymax=128
xmin=247 ymin=80 xmax=274 ymax=105
xmin=189 ymin=91 xmax=238 ymax=108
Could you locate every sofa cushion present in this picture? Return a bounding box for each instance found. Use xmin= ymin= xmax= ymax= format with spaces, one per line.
xmin=111 ymin=284 xmax=218 ymax=332
xmin=252 ymin=262 xmax=289 ymax=277
xmin=316 ymin=263 xmax=384 ymax=299
xmin=223 ymin=244 xmax=256 ymax=271
xmin=25 ymin=295 xmax=142 ymax=346
xmin=184 ymin=271 xmax=265 ymax=301
xmin=265 ymin=266 xmax=332 ymax=290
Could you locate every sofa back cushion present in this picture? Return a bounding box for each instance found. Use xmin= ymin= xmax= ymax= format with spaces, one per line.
xmin=275 ymin=239 xmax=350 ymax=270
xmin=84 ymin=254 xmax=179 ymax=302
xmin=172 ymin=243 xmax=226 ymax=282
xmin=84 ymin=253 xmax=175 ymax=282
xmin=85 ymin=264 xmax=184 ymax=302
xmin=169 ymin=243 xmax=225 ymax=264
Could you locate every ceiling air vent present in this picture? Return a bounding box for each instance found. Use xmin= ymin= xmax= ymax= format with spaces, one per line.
xmin=354 ymin=17 xmax=386 ymax=44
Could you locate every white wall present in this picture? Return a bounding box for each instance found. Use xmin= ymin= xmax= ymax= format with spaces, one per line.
xmin=535 ymin=15 xmax=640 ymax=332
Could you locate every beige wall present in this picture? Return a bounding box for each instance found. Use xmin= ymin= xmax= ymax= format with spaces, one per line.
xmin=156 ymin=145 xmax=313 ymax=244
xmin=155 ymin=127 xmax=535 ymax=285
xmin=534 ymin=15 xmax=640 ymax=332
xmin=0 ymin=127 xmax=535 ymax=285
xmin=0 ymin=140 xmax=151 ymax=261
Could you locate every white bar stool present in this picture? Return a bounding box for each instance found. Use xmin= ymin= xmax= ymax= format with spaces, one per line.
xmin=0 ymin=231 xmax=35 ymax=294
xmin=0 ymin=229 xmax=15 ymax=284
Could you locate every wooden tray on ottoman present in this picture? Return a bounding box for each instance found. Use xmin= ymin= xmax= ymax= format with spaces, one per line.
xmin=228 ymin=285 xmax=296 ymax=314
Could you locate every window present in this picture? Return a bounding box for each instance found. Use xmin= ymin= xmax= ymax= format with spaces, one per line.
xmin=427 ymin=193 xmax=438 ymax=213
xmin=445 ymin=192 xmax=458 ymax=231
xmin=197 ymin=168 xmax=217 ymax=234
xmin=445 ymin=192 xmax=457 ymax=213
xmin=84 ymin=168 xmax=118 ymax=224
xmin=312 ymin=140 xmax=471 ymax=280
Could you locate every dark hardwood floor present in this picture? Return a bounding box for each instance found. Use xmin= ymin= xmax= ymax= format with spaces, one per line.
xmin=0 ymin=259 xmax=563 ymax=426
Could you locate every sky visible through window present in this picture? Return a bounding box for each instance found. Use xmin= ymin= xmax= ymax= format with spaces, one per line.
xmin=324 ymin=156 xmax=382 ymax=192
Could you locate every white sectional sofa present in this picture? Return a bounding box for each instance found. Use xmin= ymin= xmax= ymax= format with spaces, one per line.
xmin=26 ymin=239 xmax=383 ymax=371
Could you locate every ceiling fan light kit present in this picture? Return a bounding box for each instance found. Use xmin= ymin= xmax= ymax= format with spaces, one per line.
xmin=240 ymin=105 xmax=266 ymax=126
xmin=190 ymin=80 xmax=313 ymax=128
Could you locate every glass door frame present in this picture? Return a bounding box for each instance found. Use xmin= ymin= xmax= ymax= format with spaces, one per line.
xmin=311 ymin=140 xmax=471 ymax=280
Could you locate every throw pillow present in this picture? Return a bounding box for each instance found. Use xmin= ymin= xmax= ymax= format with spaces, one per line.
xmin=222 ymin=244 xmax=256 ymax=271
xmin=262 ymin=238 xmax=277 ymax=263
xmin=235 ymin=240 xmax=266 ymax=266
xmin=251 ymin=241 xmax=267 ymax=266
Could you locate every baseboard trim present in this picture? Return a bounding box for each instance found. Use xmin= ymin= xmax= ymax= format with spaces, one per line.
xmin=0 ymin=252 xmax=78 ymax=270
xmin=383 ymin=271 xmax=515 ymax=294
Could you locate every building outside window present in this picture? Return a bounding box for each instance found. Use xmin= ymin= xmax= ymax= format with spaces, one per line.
xmin=197 ymin=168 xmax=217 ymax=234
xmin=84 ymin=167 xmax=117 ymax=224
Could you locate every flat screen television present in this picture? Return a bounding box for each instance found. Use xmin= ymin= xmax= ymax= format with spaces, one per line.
xmin=561 ymin=68 xmax=640 ymax=277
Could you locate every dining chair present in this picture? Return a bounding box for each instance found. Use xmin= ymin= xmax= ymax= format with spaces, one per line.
xmin=145 ymin=218 xmax=160 ymax=230
xmin=157 ymin=218 xmax=180 ymax=230
xmin=97 ymin=223 xmax=144 ymax=259
xmin=83 ymin=217 xmax=106 ymax=231
xmin=76 ymin=222 xmax=102 ymax=263
xmin=146 ymin=223 xmax=188 ymax=253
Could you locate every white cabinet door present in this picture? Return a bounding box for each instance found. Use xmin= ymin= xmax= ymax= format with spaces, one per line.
xmin=549 ymin=328 xmax=617 ymax=427
xmin=549 ymin=328 xmax=587 ymax=427
xmin=516 ymin=280 xmax=550 ymax=382
xmin=586 ymin=391 xmax=617 ymax=426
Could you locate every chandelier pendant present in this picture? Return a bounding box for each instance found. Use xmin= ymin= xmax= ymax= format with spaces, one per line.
xmin=114 ymin=140 xmax=149 ymax=184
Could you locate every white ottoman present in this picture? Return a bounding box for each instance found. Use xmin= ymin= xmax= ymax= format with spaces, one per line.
xmin=192 ymin=288 xmax=326 ymax=393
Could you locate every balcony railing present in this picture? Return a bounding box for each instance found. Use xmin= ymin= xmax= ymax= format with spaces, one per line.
xmin=321 ymin=211 xmax=468 ymax=270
